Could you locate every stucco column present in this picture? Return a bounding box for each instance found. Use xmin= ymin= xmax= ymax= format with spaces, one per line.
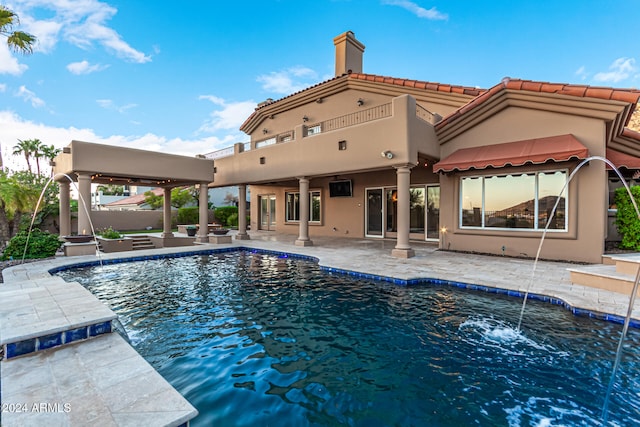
xmin=295 ymin=177 xmax=313 ymax=247
xmin=76 ymin=173 xmax=92 ymax=236
xmin=235 ymin=184 xmax=250 ymax=240
xmin=161 ymin=187 xmax=174 ymax=238
xmin=58 ymin=181 xmax=71 ymax=237
xmin=392 ymin=165 xmax=415 ymax=258
xmin=196 ymin=182 xmax=209 ymax=243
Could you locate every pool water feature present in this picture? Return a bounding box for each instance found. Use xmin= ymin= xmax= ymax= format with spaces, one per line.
xmin=56 ymin=251 xmax=640 ymax=426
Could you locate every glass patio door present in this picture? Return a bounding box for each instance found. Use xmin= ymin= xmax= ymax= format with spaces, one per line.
xmin=366 ymin=188 xmax=384 ymax=237
xmin=426 ymin=185 xmax=440 ymax=240
xmin=259 ymin=195 xmax=276 ymax=231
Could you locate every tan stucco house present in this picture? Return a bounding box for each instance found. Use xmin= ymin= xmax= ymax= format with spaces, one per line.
xmin=210 ymin=31 xmax=640 ymax=263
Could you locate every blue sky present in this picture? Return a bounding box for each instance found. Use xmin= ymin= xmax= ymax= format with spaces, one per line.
xmin=1 ymin=0 xmax=639 ymax=171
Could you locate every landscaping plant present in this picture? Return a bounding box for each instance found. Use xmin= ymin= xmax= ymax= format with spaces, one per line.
xmin=1 ymin=229 xmax=61 ymax=260
xmin=614 ymin=185 xmax=640 ymax=250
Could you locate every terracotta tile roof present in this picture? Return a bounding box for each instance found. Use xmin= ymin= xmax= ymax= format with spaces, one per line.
xmin=250 ymin=73 xmax=485 ymax=113
xmin=241 ymin=72 xmax=487 ymax=131
xmin=347 ymin=73 xmax=485 ymax=96
xmin=436 ymin=78 xmax=640 ymax=131
xmin=106 ymin=187 xmax=163 ymax=206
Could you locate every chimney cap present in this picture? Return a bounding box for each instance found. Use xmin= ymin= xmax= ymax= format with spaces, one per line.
xmin=334 ymin=31 xmax=365 ymax=77
xmin=333 ymin=31 xmax=365 ymax=51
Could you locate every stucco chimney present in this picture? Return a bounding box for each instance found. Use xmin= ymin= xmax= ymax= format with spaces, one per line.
xmin=333 ymin=31 xmax=365 ymax=76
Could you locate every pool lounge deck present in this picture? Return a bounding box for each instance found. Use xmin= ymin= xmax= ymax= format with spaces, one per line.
xmin=2 ymin=231 xmax=639 ymax=426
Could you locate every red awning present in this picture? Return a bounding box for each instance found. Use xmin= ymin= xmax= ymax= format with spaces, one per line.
xmin=606 ymin=148 xmax=640 ymax=170
xmin=433 ymin=134 xmax=589 ymax=173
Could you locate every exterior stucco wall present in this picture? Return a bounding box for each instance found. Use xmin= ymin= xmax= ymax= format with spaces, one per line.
xmin=246 ymin=83 xmax=465 ymax=144
xmin=249 ymin=166 xmax=438 ymax=239
xmin=437 ymin=107 xmax=608 ymax=263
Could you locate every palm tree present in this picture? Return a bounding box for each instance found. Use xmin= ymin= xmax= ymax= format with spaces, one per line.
xmin=0 ymin=5 xmax=36 ymax=54
xmin=30 ymin=139 xmax=45 ymax=175
xmin=13 ymin=139 xmax=37 ymax=173
xmin=41 ymin=144 xmax=61 ymax=176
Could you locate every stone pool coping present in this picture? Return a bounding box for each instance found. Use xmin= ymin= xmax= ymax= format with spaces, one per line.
xmin=2 ymin=234 xmax=640 ymax=425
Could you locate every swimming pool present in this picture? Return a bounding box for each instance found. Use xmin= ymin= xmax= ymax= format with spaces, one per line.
xmin=56 ymin=250 xmax=640 ymax=426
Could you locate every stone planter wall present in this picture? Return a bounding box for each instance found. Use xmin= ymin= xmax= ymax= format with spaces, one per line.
xmin=97 ymin=236 xmax=133 ymax=253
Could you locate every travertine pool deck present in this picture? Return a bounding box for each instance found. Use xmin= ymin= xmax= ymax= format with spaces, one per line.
xmin=2 ymin=231 xmax=639 ymax=426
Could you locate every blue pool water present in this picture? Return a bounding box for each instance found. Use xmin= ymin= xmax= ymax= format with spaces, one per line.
xmin=56 ymin=251 xmax=640 ymax=426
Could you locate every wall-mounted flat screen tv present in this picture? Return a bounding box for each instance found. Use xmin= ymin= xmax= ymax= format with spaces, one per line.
xmin=329 ymin=180 xmax=352 ymax=197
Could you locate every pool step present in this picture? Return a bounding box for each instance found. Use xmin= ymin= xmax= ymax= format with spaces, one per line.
xmin=0 ymin=273 xmax=198 ymax=425
xmin=0 ymin=278 xmax=117 ymax=359
xmin=131 ymin=235 xmax=156 ymax=251
xmin=569 ymin=254 xmax=640 ymax=296
xmin=1 ymin=331 xmax=198 ymax=426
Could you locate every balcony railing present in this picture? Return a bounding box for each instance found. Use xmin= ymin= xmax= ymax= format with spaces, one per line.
xmin=204 ymin=146 xmax=235 ymax=160
xmin=319 ymin=103 xmax=392 ymax=133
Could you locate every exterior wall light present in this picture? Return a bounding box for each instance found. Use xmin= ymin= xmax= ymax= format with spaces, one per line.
xmin=357 ymin=98 xmax=364 ymax=106
xmin=303 ymin=115 xmax=309 ymax=122
xmin=381 ymin=150 xmax=394 ymax=159
xmin=262 ymin=128 xmax=268 ymax=134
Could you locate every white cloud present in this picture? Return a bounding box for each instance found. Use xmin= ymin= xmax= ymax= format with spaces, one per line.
xmin=0 ymin=110 xmax=239 ymax=172
xmin=198 ymin=96 xmax=256 ymax=133
xmin=66 ymin=60 xmax=108 ymax=75
xmin=96 ymin=99 xmax=137 ymax=114
xmin=24 ymin=17 xmax=63 ymax=53
xmin=16 ymin=85 xmax=46 ymax=108
xmin=382 ymin=0 xmax=448 ymax=20
xmin=0 ymin=43 xmax=29 ymax=75
xmin=198 ymin=95 xmax=226 ymax=106
xmin=593 ymin=58 xmax=637 ymax=84
xmin=575 ymin=66 xmax=588 ymax=80
xmin=0 ymin=84 xmax=6 ymax=92
xmin=257 ymin=66 xmax=319 ymax=94
xmin=10 ymin=0 xmax=151 ymax=63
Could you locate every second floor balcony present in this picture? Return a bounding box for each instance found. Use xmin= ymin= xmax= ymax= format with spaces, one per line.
xmin=208 ymin=94 xmax=441 ymax=186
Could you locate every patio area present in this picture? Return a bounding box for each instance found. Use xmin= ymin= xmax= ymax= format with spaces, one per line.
xmin=2 ymin=231 xmax=639 ymax=426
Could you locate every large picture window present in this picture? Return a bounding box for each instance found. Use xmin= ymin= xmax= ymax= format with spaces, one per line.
xmin=460 ymin=170 xmax=567 ymax=230
xmin=285 ymin=191 xmax=321 ymax=223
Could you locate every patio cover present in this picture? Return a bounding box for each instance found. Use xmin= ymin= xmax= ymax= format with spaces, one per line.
xmin=433 ymin=134 xmax=589 ymax=173
xmin=606 ymin=148 xmax=640 ymax=170
xmin=53 ymin=140 xmax=214 ymax=186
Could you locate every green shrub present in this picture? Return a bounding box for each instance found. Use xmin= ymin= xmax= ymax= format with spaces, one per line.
xmin=99 ymin=226 xmax=122 ymax=239
xmin=614 ymin=185 xmax=640 ymax=250
xmin=214 ymin=206 xmax=237 ymax=226
xmin=227 ymin=212 xmax=238 ymax=227
xmin=177 ymin=206 xmax=199 ymax=224
xmin=2 ymin=229 xmax=62 ymax=260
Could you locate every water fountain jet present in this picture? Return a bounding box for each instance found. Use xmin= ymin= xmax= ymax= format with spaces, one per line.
xmin=514 ymin=155 xmax=640 ymax=423
xmin=21 ymin=172 xmax=102 ymax=265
